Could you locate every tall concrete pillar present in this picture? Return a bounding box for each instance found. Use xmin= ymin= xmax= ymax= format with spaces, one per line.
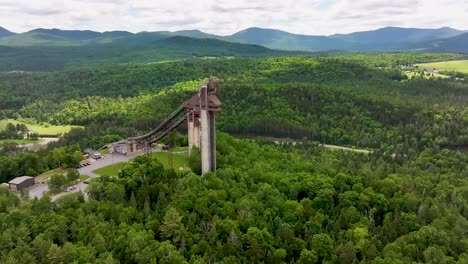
xmin=200 ymin=109 xmax=211 ymax=174
xmin=193 ymin=122 xmax=200 ymax=149
xmin=209 ymin=112 xmax=216 ymax=172
xmin=187 ymin=113 xmax=194 ymax=155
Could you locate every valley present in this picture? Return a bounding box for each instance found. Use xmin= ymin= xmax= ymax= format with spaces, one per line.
xmin=417 ymin=60 xmax=468 ymax=74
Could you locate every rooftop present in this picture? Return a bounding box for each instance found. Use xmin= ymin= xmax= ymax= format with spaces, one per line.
xmin=8 ymin=176 xmax=34 ymax=185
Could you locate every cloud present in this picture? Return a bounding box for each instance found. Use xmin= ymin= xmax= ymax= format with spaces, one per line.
xmin=0 ymin=0 xmax=466 ymax=35
xmin=211 ymin=5 xmax=267 ymax=13
xmin=22 ymin=7 xmax=62 ymax=16
xmin=155 ymin=18 xmax=203 ymax=27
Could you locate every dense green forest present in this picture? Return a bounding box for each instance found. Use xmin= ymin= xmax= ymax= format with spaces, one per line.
xmin=0 ymin=37 xmax=300 ymax=71
xmin=1 ymin=53 xmax=468 ymax=263
xmin=2 ymin=55 xmax=466 ymax=151
xmin=1 ymin=133 xmax=468 ymax=263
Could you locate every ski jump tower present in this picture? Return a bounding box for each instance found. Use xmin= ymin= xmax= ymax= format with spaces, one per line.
xmin=126 ymin=79 xmax=221 ymax=174
xmin=185 ymin=80 xmax=221 ymax=173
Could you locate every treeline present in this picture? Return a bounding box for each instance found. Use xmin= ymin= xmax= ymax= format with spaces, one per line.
xmin=1 ymin=133 xmax=467 ymax=263
xmin=0 ymin=145 xmax=82 ymax=183
xmin=0 ymin=122 xmax=29 ymax=139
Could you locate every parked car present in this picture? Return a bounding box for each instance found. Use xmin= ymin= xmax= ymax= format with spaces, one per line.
xmin=93 ymin=154 xmax=103 ymax=160
xmin=83 ymin=180 xmax=89 ymax=184
xmin=65 ymin=186 xmax=77 ymax=192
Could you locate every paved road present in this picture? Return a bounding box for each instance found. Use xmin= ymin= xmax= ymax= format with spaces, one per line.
xmin=319 ymin=144 xmax=371 ymax=154
xmin=19 ymin=137 xmax=59 ymax=150
xmin=272 ymin=139 xmax=371 ymax=154
xmin=28 ymin=151 xmax=146 ymax=200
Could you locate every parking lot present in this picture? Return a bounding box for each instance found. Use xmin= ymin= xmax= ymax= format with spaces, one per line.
xmin=28 ymin=151 xmax=146 ymax=200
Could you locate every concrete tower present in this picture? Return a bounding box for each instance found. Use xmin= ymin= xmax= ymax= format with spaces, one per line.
xmin=185 ymin=80 xmax=221 ymax=173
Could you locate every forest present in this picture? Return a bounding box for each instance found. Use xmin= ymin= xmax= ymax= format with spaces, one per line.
xmin=0 ymin=53 xmax=467 ymax=263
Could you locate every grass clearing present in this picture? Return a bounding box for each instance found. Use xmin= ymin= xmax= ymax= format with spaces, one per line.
xmin=417 ymin=60 xmax=468 ymax=74
xmin=172 ymin=146 xmax=189 ymax=152
xmin=93 ymin=162 xmax=126 ymax=176
xmin=0 ymin=138 xmax=44 ymax=144
xmin=151 ymin=152 xmax=190 ymax=171
xmin=99 ymin=148 xmax=109 ymax=155
xmin=93 ymin=151 xmax=190 ymax=176
xmin=0 ymin=119 xmax=79 ymax=136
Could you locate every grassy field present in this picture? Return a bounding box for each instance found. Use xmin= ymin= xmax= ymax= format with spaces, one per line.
xmin=417 ymin=60 xmax=468 ymax=74
xmin=93 ymin=152 xmax=190 ymax=176
xmin=0 ymin=119 xmax=78 ymax=136
xmin=151 ymin=152 xmax=190 ymax=171
xmin=93 ymin=162 xmax=126 ymax=176
xmin=0 ymin=138 xmax=44 ymax=144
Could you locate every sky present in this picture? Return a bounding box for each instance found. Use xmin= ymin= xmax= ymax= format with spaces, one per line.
xmin=0 ymin=0 xmax=467 ymax=35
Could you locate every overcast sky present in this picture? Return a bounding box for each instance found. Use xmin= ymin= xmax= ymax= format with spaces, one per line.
xmin=0 ymin=0 xmax=467 ymax=35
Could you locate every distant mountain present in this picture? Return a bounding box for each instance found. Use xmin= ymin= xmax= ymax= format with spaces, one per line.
xmin=422 ymin=32 xmax=468 ymax=53
xmin=0 ymin=27 xmax=16 ymax=38
xmin=0 ymin=29 xmax=135 ymax=46
xmin=227 ymin=27 xmax=350 ymax=51
xmin=170 ymin=30 xmax=220 ymax=39
xmin=29 ymin=28 xmax=132 ymax=40
xmin=228 ymin=26 xmax=467 ymax=51
xmin=330 ymin=26 xmax=464 ymax=44
xmin=0 ymin=32 xmax=78 ymax=46
xmin=154 ymin=36 xmax=283 ymax=57
xmin=0 ymin=26 xmax=466 ymax=53
xmin=0 ymin=28 xmax=217 ymax=46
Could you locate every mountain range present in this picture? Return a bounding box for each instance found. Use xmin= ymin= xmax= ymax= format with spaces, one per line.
xmin=0 ymin=26 xmax=467 ymax=53
xmin=0 ymin=27 xmax=15 ymax=37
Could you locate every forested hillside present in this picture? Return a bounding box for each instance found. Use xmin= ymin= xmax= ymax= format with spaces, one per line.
xmin=1 ymin=132 xmax=468 ymax=263
xmin=425 ymin=33 xmax=468 ymax=53
xmin=1 ymin=54 xmax=468 ymax=263
xmin=0 ymin=37 xmax=296 ymax=71
xmin=1 ymin=55 xmax=467 ymax=151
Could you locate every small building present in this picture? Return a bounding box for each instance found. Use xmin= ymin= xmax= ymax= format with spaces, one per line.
xmin=8 ymin=176 xmax=35 ymax=192
xmin=111 ymin=140 xmax=138 ymax=155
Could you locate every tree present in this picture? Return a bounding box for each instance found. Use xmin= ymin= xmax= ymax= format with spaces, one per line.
xmin=66 ymin=169 xmax=80 ymax=182
xmin=189 ymin=146 xmax=202 ymax=175
xmin=20 ymin=188 xmax=30 ymax=201
xmin=269 ymin=248 xmax=287 ymax=264
xmin=298 ymin=249 xmax=318 ymax=264
xmin=48 ymin=174 xmax=67 ymax=192
xmin=160 ymin=207 xmax=184 ymax=243
xmin=46 ymin=244 xmax=63 ymax=264
xmin=242 ymin=227 xmax=273 ymax=263
xmin=310 ymin=233 xmax=334 ymax=262
xmin=336 ymin=242 xmax=358 ymax=264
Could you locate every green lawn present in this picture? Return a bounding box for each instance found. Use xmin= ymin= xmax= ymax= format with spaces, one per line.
xmin=93 ymin=152 xmax=190 ymax=176
xmin=0 ymin=138 xmax=44 ymax=144
xmin=93 ymin=162 xmax=125 ymax=176
xmin=0 ymin=119 xmax=79 ymax=136
xmin=172 ymin=146 xmax=189 ymax=152
xmin=151 ymin=152 xmax=190 ymax=171
xmin=417 ymin=60 xmax=468 ymax=74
